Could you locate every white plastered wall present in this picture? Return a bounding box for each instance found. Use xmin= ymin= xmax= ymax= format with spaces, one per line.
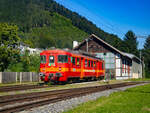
xmin=115 ymin=53 xmax=121 ymax=79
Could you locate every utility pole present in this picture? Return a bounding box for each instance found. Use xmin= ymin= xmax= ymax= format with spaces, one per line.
xmin=139 ymin=50 xmax=143 ymax=78
xmin=85 ymin=38 xmax=88 ymax=52
xmin=136 ymin=35 xmax=147 ymax=79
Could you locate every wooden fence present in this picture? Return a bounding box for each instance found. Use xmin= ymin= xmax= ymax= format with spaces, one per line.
xmin=0 ymin=72 xmax=39 ymax=83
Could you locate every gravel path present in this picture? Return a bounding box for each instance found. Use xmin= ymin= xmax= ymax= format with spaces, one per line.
xmin=20 ymin=83 xmax=148 ymax=113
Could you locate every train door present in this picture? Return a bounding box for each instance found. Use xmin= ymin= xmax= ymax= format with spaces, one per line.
xmin=70 ymin=56 xmax=76 ymax=77
xmin=67 ymin=55 xmax=71 ymax=78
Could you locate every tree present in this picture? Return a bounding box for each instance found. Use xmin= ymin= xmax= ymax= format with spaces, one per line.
xmin=0 ymin=23 xmax=20 ymax=71
xmin=0 ymin=0 xmax=124 ymax=50
xmin=144 ymin=35 xmax=150 ymax=49
xmin=7 ymin=51 xmax=40 ymax=72
xmin=38 ymin=33 xmax=56 ymax=49
xmin=122 ymin=30 xmax=139 ymax=56
xmin=143 ymin=35 xmax=150 ymax=78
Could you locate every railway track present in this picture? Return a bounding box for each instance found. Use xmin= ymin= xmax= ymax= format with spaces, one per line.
xmin=0 ymin=84 xmax=48 ymax=92
xmin=0 ymin=82 xmax=144 ymax=113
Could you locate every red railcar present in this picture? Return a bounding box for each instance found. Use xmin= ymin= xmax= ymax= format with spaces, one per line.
xmin=39 ymin=49 xmax=105 ymax=83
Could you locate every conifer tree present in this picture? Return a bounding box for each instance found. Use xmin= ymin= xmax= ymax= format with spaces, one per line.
xmin=122 ymin=30 xmax=139 ymax=56
xmin=143 ymin=35 xmax=150 ymax=77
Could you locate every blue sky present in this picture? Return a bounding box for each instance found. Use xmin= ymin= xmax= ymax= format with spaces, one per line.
xmin=55 ymin=0 xmax=150 ymax=49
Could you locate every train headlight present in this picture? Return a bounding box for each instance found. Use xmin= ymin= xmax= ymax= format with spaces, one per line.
xmin=59 ymin=67 xmax=61 ymax=71
xmin=39 ymin=73 xmax=44 ymax=77
xmin=42 ymin=68 xmax=45 ymax=72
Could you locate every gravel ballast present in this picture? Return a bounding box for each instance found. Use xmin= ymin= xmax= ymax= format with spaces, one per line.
xmin=20 ymin=83 xmax=148 ymax=113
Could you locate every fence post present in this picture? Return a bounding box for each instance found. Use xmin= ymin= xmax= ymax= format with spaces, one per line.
xmin=30 ymin=72 xmax=32 ymax=82
xmin=15 ymin=72 xmax=18 ymax=83
xmin=0 ymin=72 xmax=2 ymax=83
xmin=20 ymin=72 xmax=22 ymax=84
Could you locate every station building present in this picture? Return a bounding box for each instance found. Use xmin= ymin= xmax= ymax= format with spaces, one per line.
xmin=73 ymin=34 xmax=143 ymax=80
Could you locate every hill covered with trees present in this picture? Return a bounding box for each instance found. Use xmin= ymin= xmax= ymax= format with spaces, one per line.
xmin=0 ymin=0 xmax=123 ymax=49
xmin=2 ymin=0 xmax=149 ymax=76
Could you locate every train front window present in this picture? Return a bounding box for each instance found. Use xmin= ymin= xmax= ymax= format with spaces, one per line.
xmin=58 ymin=55 xmax=68 ymax=63
xmin=41 ymin=55 xmax=46 ymax=63
xmin=49 ymin=56 xmax=54 ymax=64
xmin=72 ymin=57 xmax=76 ymax=65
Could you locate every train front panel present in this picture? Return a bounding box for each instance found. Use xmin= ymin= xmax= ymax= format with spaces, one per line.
xmin=39 ymin=50 xmax=70 ymax=83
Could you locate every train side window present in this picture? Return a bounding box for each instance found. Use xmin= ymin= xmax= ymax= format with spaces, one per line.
xmin=91 ymin=61 xmax=93 ymax=67
xmin=72 ymin=57 xmax=76 ymax=65
xmin=85 ymin=59 xmax=88 ymax=67
xmin=88 ymin=60 xmax=91 ymax=67
xmin=71 ymin=57 xmax=72 ymax=62
xmin=77 ymin=58 xmax=80 ymax=66
xmin=58 ymin=55 xmax=68 ymax=63
xmin=41 ymin=55 xmax=46 ymax=63
xmin=94 ymin=61 xmax=96 ymax=67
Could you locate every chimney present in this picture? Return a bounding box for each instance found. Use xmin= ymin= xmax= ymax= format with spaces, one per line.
xmin=73 ymin=41 xmax=79 ymax=48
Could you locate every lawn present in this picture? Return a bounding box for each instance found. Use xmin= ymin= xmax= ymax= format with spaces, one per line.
xmin=125 ymin=78 xmax=150 ymax=82
xmin=65 ymin=83 xmax=150 ymax=113
xmin=0 ymin=82 xmax=39 ymax=87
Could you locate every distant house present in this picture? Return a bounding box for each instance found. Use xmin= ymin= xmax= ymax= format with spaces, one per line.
xmin=73 ymin=34 xmax=143 ymax=80
xmin=18 ymin=43 xmax=42 ymax=55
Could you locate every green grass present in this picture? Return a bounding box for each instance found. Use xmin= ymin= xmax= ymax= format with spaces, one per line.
xmin=65 ymin=83 xmax=150 ymax=113
xmin=125 ymin=78 xmax=150 ymax=82
xmin=0 ymin=82 xmax=39 ymax=87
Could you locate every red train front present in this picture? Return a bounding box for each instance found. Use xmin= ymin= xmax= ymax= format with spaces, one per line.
xmin=39 ymin=49 xmax=105 ymax=83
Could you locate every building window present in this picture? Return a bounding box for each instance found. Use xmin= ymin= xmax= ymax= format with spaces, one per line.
xmin=125 ymin=60 xmax=126 ymax=73
xmin=103 ymin=53 xmax=106 ymax=56
xmin=122 ymin=59 xmax=124 ymax=73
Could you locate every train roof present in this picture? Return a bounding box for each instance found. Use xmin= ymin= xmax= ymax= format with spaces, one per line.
xmin=41 ymin=49 xmax=102 ymax=61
